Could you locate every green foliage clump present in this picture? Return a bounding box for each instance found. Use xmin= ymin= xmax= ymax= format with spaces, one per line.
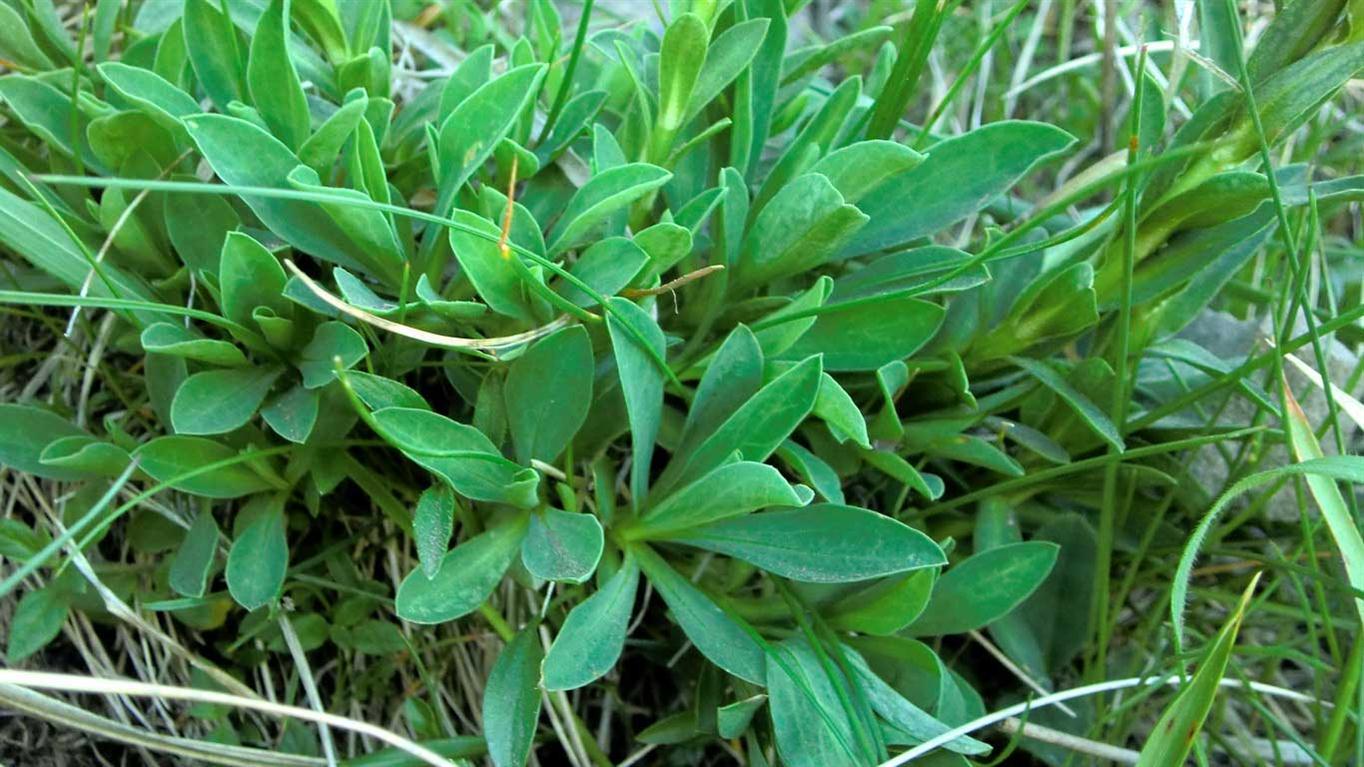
xmin=4 ymin=1 xmax=1364 ymax=765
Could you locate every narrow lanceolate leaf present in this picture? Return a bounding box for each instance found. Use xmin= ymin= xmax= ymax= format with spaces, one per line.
xmin=635 ymin=461 xmax=806 ymax=538
xmin=652 ymin=13 xmax=708 ymax=160
xmin=543 ymin=558 xmax=640 ymax=691
xmin=183 ymin=0 xmax=244 ymax=109
xmin=170 ymin=365 xmax=283 ymax=436
xmin=413 ymin=484 xmax=455 ymax=579
xmin=633 ymin=544 xmax=766 ymax=684
xmin=658 ymin=355 xmax=823 ymax=495
xmin=226 ymin=496 xmax=289 ymax=611
xmin=669 ymin=505 xmax=944 ymax=582
xmin=1010 ymin=356 xmax=1125 ymax=451
xmin=606 ymin=297 xmax=666 ymax=505
xmin=521 ymin=508 xmax=604 ymax=584
xmin=683 ymin=18 xmax=771 ymax=125
xmin=908 ymin=541 xmax=1059 ymax=636
xmin=505 ymin=325 xmax=593 ymax=466
xmin=732 ymin=173 xmax=868 ymax=292
xmin=765 ymin=637 xmax=866 ymax=767
xmin=1283 ymin=383 xmax=1364 ymax=625
xmin=7 ymin=587 xmax=69 ymax=662
xmin=547 ymin=163 xmax=673 ymax=255
xmin=247 ymin=0 xmax=312 ymax=150
xmin=483 ymin=628 xmax=544 ymax=767
xmin=370 ymin=407 xmax=539 ymax=508
xmin=396 ymin=518 xmax=528 ymax=624
xmin=1137 ymin=575 xmax=1260 ymax=767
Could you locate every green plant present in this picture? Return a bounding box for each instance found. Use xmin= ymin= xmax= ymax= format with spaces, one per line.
xmin=4 ymin=0 xmax=1364 ymax=765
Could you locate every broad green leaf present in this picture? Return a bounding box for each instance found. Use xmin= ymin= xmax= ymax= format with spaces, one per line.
xmin=732 ymin=173 xmax=867 ymax=292
xmin=841 ymin=121 xmax=1076 ymax=258
xmin=0 ymin=4 xmax=55 ymax=70
xmin=432 ymin=63 xmax=546 ymax=220
xmin=298 ymin=321 xmax=367 ymax=388
xmin=133 ymin=436 xmax=276 ymax=499
xmin=808 ymin=140 xmax=925 ymax=206
xmin=170 ymin=510 xmax=220 ymax=598
xmin=261 ymin=384 xmax=320 ymax=444
xmin=247 ymin=0 xmax=311 ymax=150
xmin=556 ymin=238 xmax=648 ymax=306
xmin=672 ymin=504 xmax=944 ymax=582
xmin=0 ymin=75 xmax=101 ymax=169
xmin=347 ymin=371 xmax=430 ymax=411
xmin=766 ymin=637 xmax=865 ymax=767
xmin=826 ymin=570 xmax=937 ymax=635
xmin=286 ymin=167 xmax=405 ymax=270
xmin=635 ymin=461 xmax=805 ymax=538
xmin=659 ymin=355 xmax=822 ymax=494
xmin=717 ymin=694 xmax=767 ymax=738
xmin=633 ymin=543 xmax=766 ymax=684
xmin=521 ymin=508 xmax=604 ymax=583
xmin=652 ymin=13 xmax=709 ymax=160
xmin=543 ymin=558 xmax=640 ymax=691
xmin=183 ymin=114 xmax=399 ymax=282
xmin=171 ymin=365 xmax=283 ymax=435
xmin=183 ymin=0 xmax=245 ymax=109
xmin=1009 ymin=356 xmax=1125 ymax=451
xmin=226 ymin=496 xmax=288 ymax=611
xmin=1137 ymin=576 xmax=1258 ymax=767
xmin=439 ymin=44 xmax=494 ymax=119
xmin=38 ymin=437 xmax=131 ymax=478
xmin=164 ymin=187 xmax=241 ymax=275
xmin=97 ymin=62 xmax=200 ymax=137
xmin=396 ymin=518 xmax=528 ymax=624
xmin=606 ymin=296 xmax=665 ymax=504
xmin=141 ymin=323 xmax=248 ymax=367
xmin=505 ymin=325 xmax=593 ymax=465
xmin=547 ymin=163 xmax=673 ymax=255
xmin=7 ymin=586 xmax=68 ymax=663
xmin=785 ymin=295 xmax=944 ymax=372
xmin=370 ymin=407 xmax=539 ymax=508
xmin=448 ymin=210 xmax=537 ymax=321
xmin=683 ymin=18 xmax=771 ymax=125
xmin=908 ymin=541 xmax=1059 ymax=636
xmin=413 ymin=484 xmax=455 ymax=579
xmin=0 ymin=404 xmax=94 ymax=481
xmin=482 ymin=628 xmax=544 ymax=767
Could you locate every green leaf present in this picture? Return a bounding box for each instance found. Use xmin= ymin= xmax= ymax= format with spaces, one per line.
xmin=635 ymin=461 xmax=805 ymax=538
xmin=226 ymin=495 xmax=289 ymax=611
xmin=671 ymin=504 xmax=944 ymax=582
xmin=183 ymin=114 xmax=398 ymax=282
xmin=1248 ymin=42 xmax=1364 ymax=152
xmin=298 ymin=321 xmax=368 ymax=388
xmin=261 ymin=383 xmax=320 ymax=444
xmin=141 ymin=322 xmax=248 ymax=367
xmin=659 ymin=355 xmax=823 ymax=494
xmin=482 ymin=628 xmax=544 ymax=767
xmin=448 ymin=209 xmax=538 ymax=321
xmin=841 ymin=121 xmax=1076 ymax=257
xmin=299 ymin=90 xmax=368 ymax=174
xmin=606 ymin=296 xmax=665 ymax=504
xmin=370 ymin=407 xmax=539 ymax=507
xmin=413 ymin=484 xmax=455 ymax=579
xmin=543 ymin=558 xmax=640 ymax=691
xmin=97 ymin=62 xmax=201 ymax=136
xmin=556 ymin=238 xmax=648 ymax=306
xmin=432 ymin=63 xmax=546 ymax=220
xmin=826 ymin=570 xmax=937 ymax=635
xmin=547 ymin=163 xmax=673 ymax=255
xmin=7 ymin=586 xmax=69 ymax=663
xmin=633 ymin=543 xmax=766 ymax=684
xmin=171 ymin=365 xmax=283 ymax=436
xmin=653 ymin=13 xmax=709 ymax=160
xmin=766 ymin=637 xmax=864 ymax=767
xmin=1137 ymin=576 xmax=1258 ymax=767
xmin=846 ymin=648 xmax=990 ymax=756
xmin=808 ymin=140 xmax=925 ymax=206
xmin=1009 ymin=356 xmax=1125 ymax=451
xmin=908 ymin=541 xmax=1059 ymax=636
xmin=0 ymin=4 xmax=55 ymax=70
xmin=170 ymin=510 xmax=220 ymax=598
xmin=717 ymin=695 xmax=767 ymax=739
xmin=219 ymin=222 xmax=294 ymax=331
xmin=506 ymin=325 xmax=594 ymax=465
xmin=183 ymin=0 xmax=245 ymax=109
xmin=786 ymin=295 xmax=944 ymax=372
xmin=521 ymin=508 xmax=604 ymax=584
xmin=396 ymin=518 xmax=528 ymax=624
xmin=678 ymin=324 xmax=764 ymax=456
xmin=684 ymin=18 xmax=771 ymax=125
xmin=0 ymin=404 xmax=94 ymax=481
xmin=976 ymin=262 xmax=1098 ymax=360
xmin=732 ymin=173 xmax=867 ymax=292
xmin=247 ymin=0 xmax=312 ymax=150
xmin=38 ymin=437 xmax=131 ymax=478
xmin=133 ymin=436 xmax=276 ymax=499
